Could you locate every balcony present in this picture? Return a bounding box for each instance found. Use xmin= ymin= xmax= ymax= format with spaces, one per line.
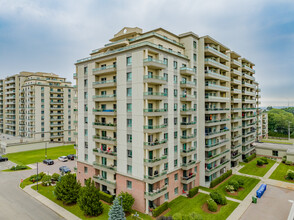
xmin=205 ymin=129 xmax=229 ymax=139
xmin=205 ymin=108 xmax=229 ymax=114
xmin=231 ymin=88 xmax=241 ymax=94
xmin=231 ymin=126 xmax=242 ymax=131
xmin=50 ymin=96 xmax=63 ymax=99
xmin=231 ymin=98 xmax=242 ymax=103
xmin=181 ymin=134 xmax=197 ymax=143
xmin=143 ymin=108 xmax=167 ymax=116
xmin=93 ymin=65 xmax=116 ymax=75
xmin=93 ymin=148 xmax=117 ymax=159
xmin=205 ymin=159 xmax=230 ymax=175
xmin=50 ymin=123 xmax=64 ymax=127
xmin=181 ymin=160 xmax=197 ymax=170
xmin=73 ymin=73 xmax=77 ymax=79
xmin=180 ymin=80 xmax=196 ymax=89
xmin=231 ymin=59 xmax=242 ymax=67
xmin=93 ymin=79 xmax=116 ymax=88
xmin=144 ymin=185 xmax=168 ymax=201
xmin=205 ymin=149 xmax=230 ymax=162
xmin=231 ymin=152 xmax=242 ymax=160
xmin=144 ymin=139 xmax=168 ymax=150
xmin=242 ymin=65 xmax=255 ymax=73
xmin=143 ymin=58 xmax=167 ymax=69
xmin=205 ymin=70 xmax=230 ymax=81
xmin=205 ymin=58 xmax=229 ymax=71
xmin=93 ymin=135 xmax=117 ymax=145
xmin=242 ymin=99 xmax=256 ymax=104
xmin=93 ymin=109 xmax=117 ymax=116
xmin=232 ymin=134 xmax=242 ymax=141
xmin=205 ymin=118 xmax=229 ymax=126
xmin=231 ymin=69 xmax=242 ymax=76
xmin=143 ymin=92 xmax=167 ymax=100
xmin=181 ymin=173 xmax=197 ymax=184
xmin=180 ymin=121 xmax=196 ymax=129
xmin=242 ymin=81 xmax=256 ymax=89
xmin=231 ymin=108 xmax=242 ymax=113
xmin=143 ymin=124 xmax=167 ymax=133
xmin=93 ymin=162 xmax=116 ymax=173
xmin=144 ymin=75 xmax=167 ymax=84
xmin=242 ymin=73 xmax=255 ymax=81
xmin=231 ymin=144 xmax=242 ymax=150
xmin=205 ymin=82 xmax=230 ymax=92
xmin=144 ymin=155 xmax=168 ymax=167
xmin=181 ymin=108 xmax=196 ymax=115
xmin=180 ymin=94 xmax=196 ymax=101
xmin=231 ymin=116 xmax=242 ymax=122
xmin=205 ymin=46 xmax=229 ymax=61
xmin=93 ymin=175 xmax=116 ymax=188
xmin=180 ymin=67 xmax=196 ymax=76
xmin=180 ymin=147 xmax=196 ymax=157
xmin=93 ymin=94 xmax=116 ymax=102
xmin=205 ymin=95 xmax=230 ymax=102
xmin=93 ymin=122 xmax=117 ymax=131
xmin=231 ymin=78 xmax=241 ymax=85
xmin=242 ymin=138 xmax=255 ymax=146
xmin=144 ymin=171 xmax=167 ymax=184
xmin=242 ymin=146 xmax=255 ymax=154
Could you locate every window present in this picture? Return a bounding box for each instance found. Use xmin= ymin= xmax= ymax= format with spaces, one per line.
xmin=84 ymin=154 xmax=88 ymax=161
xmin=174 ymin=117 xmax=178 ymax=125
xmin=174 ymin=131 xmax=178 ymax=139
xmin=174 ymin=103 xmax=178 ymax=111
xmin=173 ymin=75 xmax=177 ymax=84
xmin=84 ymin=66 xmax=88 ymax=74
xmin=84 ymin=92 xmax=88 ymax=99
xmin=164 ymin=88 xmax=168 ymax=95
xmin=173 ymin=146 xmax=178 ymax=153
xmin=127 ymin=72 xmax=132 ymax=81
xmin=193 ymin=53 xmax=197 ymax=62
xmin=164 ymin=133 xmax=168 ymax=140
xmin=194 ymin=166 xmax=198 ymax=173
xmin=163 ymin=58 xmax=168 ymax=65
xmin=84 ymin=129 xmax=88 ymax=136
xmin=193 ymin=41 xmax=197 ymax=49
xmin=41 ymin=105 xmax=44 ymax=108
xmin=84 ymin=117 xmax=88 ymax=124
xmin=174 ymin=61 xmax=178 ymax=69
xmin=164 ymin=118 xmax=168 ymax=125
xmin=164 ymin=178 xmax=169 ymax=186
xmin=164 ymin=163 xmax=168 ymax=170
xmin=127 ymin=119 xmax=132 ymax=127
xmin=84 ymin=167 xmax=88 ymax=174
xmin=165 ymin=193 xmax=169 ymax=201
xmin=174 ymin=89 xmax=177 ymax=97
xmin=127 ymin=56 xmax=132 ymax=65
xmin=127 ymin=165 xmax=132 ymax=174
xmin=174 ymin=159 xmax=178 ymax=167
xmin=164 ymin=103 xmax=168 ymax=111
xmin=164 ymin=73 xmax=168 ymax=81
xmin=174 ymin=187 xmax=178 ymax=195
xmin=272 ymin=150 xmax=278 ymax=156
xmin=127 ymin=134 xmax=132 ymax=143
xmin=85 ymin=142 xmax=88 ymax=149
xmin=127 ymin=88 xmax=132 ymax=97
xmin=84 ymin=104 xmax=88 ymax=112
xmin=41 ymin=99 xmax=44 ymax=103
xmin=174 ymin=173 xmax=178 ymax=181
xmin=127 ymin=150 xmax=132 ymax=158
xmin=84 ymin=79 xmax=88 ymax=87
xmin=41 ymin=93 xmax=44 ymax=97
xmin=41 ymin=87 xmax=44 ymax=91
xmin=127 ymin=180 xmax=132 ymax=189
xmin=127 ymin=103 xmax=132 ymax=112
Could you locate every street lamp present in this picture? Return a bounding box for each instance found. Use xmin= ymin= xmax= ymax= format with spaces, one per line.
xmin=289 ymin=121 xmax=292 ymax=140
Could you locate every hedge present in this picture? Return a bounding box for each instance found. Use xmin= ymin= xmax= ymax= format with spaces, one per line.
xmin=152 ymin=202 xmax=168 ymax=217
xmin=282 ymin=156 xmax=287 ymax=163
xmin=10 ymin=165 xmax=27 ymax=170
xmin=244 ymin=153 xmax=256 ymax=163
xmin=210 ymin=191 xmax=227 ymax=205
xmin=188 ymin=187 xmax=199 ymax=198
xmin=257 ymin=159 xmax=264 ymax=166
xmin=286 ymin=170 xmax=294 ymax=180
xmin=207 ymin=199 xmax=218 ymax=212
xmin=98 ymin=191 xmax=114 ymax=204
xmin=210 ymin=170 xmax=232 ymax=188
xmin=261 ymin=157 xmax=268 ymax=164
xmin=237 ymin=179 xmax=244 ymax=187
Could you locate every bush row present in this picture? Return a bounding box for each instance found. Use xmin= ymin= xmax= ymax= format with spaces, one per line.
xmin=210 ymin=191 xmax=227 ymax=205
xmin=286 ymin=170 xmax=294 ymax=180
xmin=207 ymin=199 xmax=217 ymax=212
xmin=210 ymin=170 xmax=232 ymax=188
xmin=243 ymin=153 xmax=256 ymax=163
xmin=152 ymin=202 xmax=169 ymax=217
xmin=98 ymin=191 xmax=114 ymax=204
xmin=10 ymin=165 xmax=27 ymax=170
xmin=188 ymin=187 xmax=199 ymax=198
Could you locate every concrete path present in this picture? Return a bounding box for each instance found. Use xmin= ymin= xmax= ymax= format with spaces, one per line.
xmin=23 ymin=184 xmax=81 ymax=220
xmin=199 ymin=189 xmax=241 ymax=203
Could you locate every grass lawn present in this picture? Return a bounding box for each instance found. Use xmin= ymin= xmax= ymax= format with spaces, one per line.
xmin=31 ymin=185 xmax=152 ymax=220
xmin=6 ymin=145 xmax=75 ymax=165
xmin=261 ymin=139 xmax=293 ymax=145
xmin=2 ymin=165 xmax=31 ymax=172
xmin=20 ymin=176 xmax=34 ymax=189
xmin=239 ymin=157 xmax=276 ymax=177
xmin=200 ymin=175 xmax=260 ymax=200
xmin=269 ymin=162 xmax=294 ymax=183
xmin=165 ymin=193 xmax=239 ymax=219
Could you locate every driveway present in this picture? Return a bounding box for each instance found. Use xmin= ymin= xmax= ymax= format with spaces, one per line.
xmin=0 ymin=160 xmax=17 ymax=171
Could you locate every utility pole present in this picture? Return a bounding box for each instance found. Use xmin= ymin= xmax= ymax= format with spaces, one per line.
xmin=289 ymin=121 xmax=292 ymax=140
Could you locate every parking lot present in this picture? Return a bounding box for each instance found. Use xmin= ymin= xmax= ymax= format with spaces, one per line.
xmin=0 ymin=160 xmax=17 ymax=170
xmin=30 ymin=158 xmax=76 ymax=175
xmin=240 ymin=185 xmax=294 ymax=220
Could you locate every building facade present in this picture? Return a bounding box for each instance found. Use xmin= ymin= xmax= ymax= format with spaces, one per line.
xmin=74 ymin=27 xmax=260 ymax=213
xmin=0 ymin=71 xmax=74 ymax=142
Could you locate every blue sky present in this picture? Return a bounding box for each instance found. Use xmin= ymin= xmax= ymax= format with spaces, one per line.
xmin=0 ymin=0 xmax=293 ymax=107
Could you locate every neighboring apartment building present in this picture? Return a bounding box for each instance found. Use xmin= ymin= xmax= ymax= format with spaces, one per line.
xmin=0 ymin=71 xmax=74 ymax=142
xmin=74 ymin=27 xmax=259 ymax=213
xmin=261 ymin=112 xmax=268 ymax=138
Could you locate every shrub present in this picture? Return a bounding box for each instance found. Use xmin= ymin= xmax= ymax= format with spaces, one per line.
xmin=286 ymin=161 xmax=293 ymax=165
xmin=237 ymin=179 xmax=244 ymax=187
xmin=261 ymin=157 xmax=268 ymax=164
xmin=257 ymin=159 xmax=264 ymax=166
xmin=52 ymin=173 xmax=60 ymax=181
xmin=210 ymin=191 xmax=227 ymax=205
xmin=152 ymin=202 xmax=168 ymax=217
xmin=207 ymin=199 xmax=218 ymax=212
xmin=244 ymin=153 xmax=256 ymax=163
xmin=42 ymin=175 xmax=52 ymax=186
xmin=188 ymin=187 xmax=199 ymax=198
xmin=118 ymin=192 xmax=135 ymax=213
xmin=172 ymin=213 xmax=203 ymax=220
xmin=210 ymin=170 xmax=232 ymax=188
xmin=282 ymin=156 xmax=287 ymax=163
xmin=228 ymin=180 xmax=239 ymax=191
xmin=29 ymin=172 xmax=45 ymax=182
xmin=286 ymin=170 xmax=294 ymax=180
xmin=10 ymin=165 xmax=27 ymax=170
xmin=98 ymin=191 xmax=114 ymax=204
xmin=225 ymin=185 xmax=235 ymax=192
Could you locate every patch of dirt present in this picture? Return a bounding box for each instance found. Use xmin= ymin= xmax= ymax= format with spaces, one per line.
xmin=202 ymin=203 xmax=222 ymax=214
xmin=226 ymin=187 xmax=244 ymax=196
xmin=256 ymin=164 xmax=267 ymax=168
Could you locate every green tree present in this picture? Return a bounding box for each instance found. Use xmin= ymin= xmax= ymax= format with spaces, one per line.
xmin=54 ymin=173 xmax=81 ymax=204
xmin=42 ymin=175 xmax=52 ymax=186
xmin=118 ymin=192 xmax=135 ymax=213
xmin=78 ymin=179 xmax=103 ymax=216
xmin=108 ymin=197 xmax=126 ymax=220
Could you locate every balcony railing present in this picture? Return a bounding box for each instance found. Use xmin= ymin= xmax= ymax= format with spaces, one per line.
xmin=93 ymin=162 xmax=117 ymax=171
xmin=93 ymin=94 xmax=116 ymax=99
xmin=181 ymin=121 xmax=196 ymax=126
xmin=93 ymin=79 xmax=116 ymax=85
xmin=205 ymin=46 xmax=229 ymax=59
xmin=92 ymin=64 xmax=116 ymax=72
xmin=206 ymin=149 xmax=230 ymax=161
xmin=143 ymin=108 xmax=167 ymax=113
xmin=144 ymin=155 xmax=167 ymax=163
xmin=144 ymin=57 xmax=167 ymax=65
xmin=181 ymin=134 xmax=196 ymax=139
xmin=181 ymin=147 xmax=196 ymax=153
xmin=206 ymin=159 xmax=230 ymax=173
xmin=144 ymin=92 xmax=167 ymax=97
xmin=144 ymin=75 xmax=167 ymax=81
xmin=93 ymin=136 xmax=117 ymax=142
xmin=144 ymin=171 xmax=167 ymax=180
xmin=93 ymin=122 xmax=117 ymax=127
xmin=204 ymin=58 xmax=229 ymax=71
xmin=93 ymin=148 xmax=117 ymax=156
xmin=93 ymin=175 xmax=116 ymax=186
xmin=144 ymin=139 xmax=167 ymax=146
xmin=144 ymin=185 xmax=168 ymax=197
xmin=143 ymin=124 xmax=167 ymax=129
xmin=181 ymin=160 xmax=196 ymax=167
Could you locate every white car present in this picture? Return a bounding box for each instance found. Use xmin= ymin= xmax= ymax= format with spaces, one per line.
xmin=58 ymin=156 xmax=68 ymax=162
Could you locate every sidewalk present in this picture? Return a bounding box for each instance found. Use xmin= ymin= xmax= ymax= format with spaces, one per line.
xmin=199 ymin=189 xmax=241 ymax=203
xmin=22 ymin=184 xmax=81 ymax=220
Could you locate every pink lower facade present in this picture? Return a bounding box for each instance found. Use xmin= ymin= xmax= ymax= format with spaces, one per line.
xmin=76 ymin=161 xmax=96 ymax=186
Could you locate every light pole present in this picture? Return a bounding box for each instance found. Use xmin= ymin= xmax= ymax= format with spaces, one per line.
xmin=36 ymin=162 xmax=39 ymax=192
xmin=289 ymin=121 xmax=292 ymax=140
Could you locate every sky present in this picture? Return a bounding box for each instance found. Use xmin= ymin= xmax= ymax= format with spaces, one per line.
xmin=0 ymin=0 xmax=293 ymax=107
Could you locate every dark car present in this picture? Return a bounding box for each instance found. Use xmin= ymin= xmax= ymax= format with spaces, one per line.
xmin=43 ymin=159 xmax=54 ymax=165
xmin=67 ymin=154 xmax=76 ymax=160
xmin=59 ymin=166 xmax=71 ymax=173
xmin=0 ymin=156 xmax=8 ymax=162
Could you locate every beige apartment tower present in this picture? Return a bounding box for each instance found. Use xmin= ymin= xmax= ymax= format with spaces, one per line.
xmin=74 ymin=27 xmax=260 ymax=213
xmin=0 ymin=71 xmax=74 ymax=142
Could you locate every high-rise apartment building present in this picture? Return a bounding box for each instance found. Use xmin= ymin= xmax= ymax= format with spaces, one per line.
xmin=74 ymin=27 xmax=259 ymax=213
xmin=0 ymin=71 xmax=74 ymax=142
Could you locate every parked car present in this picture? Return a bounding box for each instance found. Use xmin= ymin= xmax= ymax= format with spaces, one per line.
xmin=0 ymin=156 xmax=8 ymax=162
xmin=58 ymin=156 xmax=68 ymax=162
xmin=67 ymin=154 xmax=76 ymax=160
xmin=43 ymin=159 xmax=54 ymax=165
xmin=59 ymin=166 xmax=71 ymax=173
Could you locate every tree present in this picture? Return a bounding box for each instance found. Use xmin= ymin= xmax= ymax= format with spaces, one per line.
xmin=54 ymin=173 xmax=81 ymax=204
xmin=118 ymin=192 xmax=135 ymax=213
xmin=42 ymin=175 xmax=52 ymax=186
xmin=108 ymin=197 xmax=126 ymax=220
xmin=77 ymin=179 xmax=103 ymax=216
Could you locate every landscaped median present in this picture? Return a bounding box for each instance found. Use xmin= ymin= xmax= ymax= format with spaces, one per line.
xmin=239 ymin=157 xmax=276 ymax=177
